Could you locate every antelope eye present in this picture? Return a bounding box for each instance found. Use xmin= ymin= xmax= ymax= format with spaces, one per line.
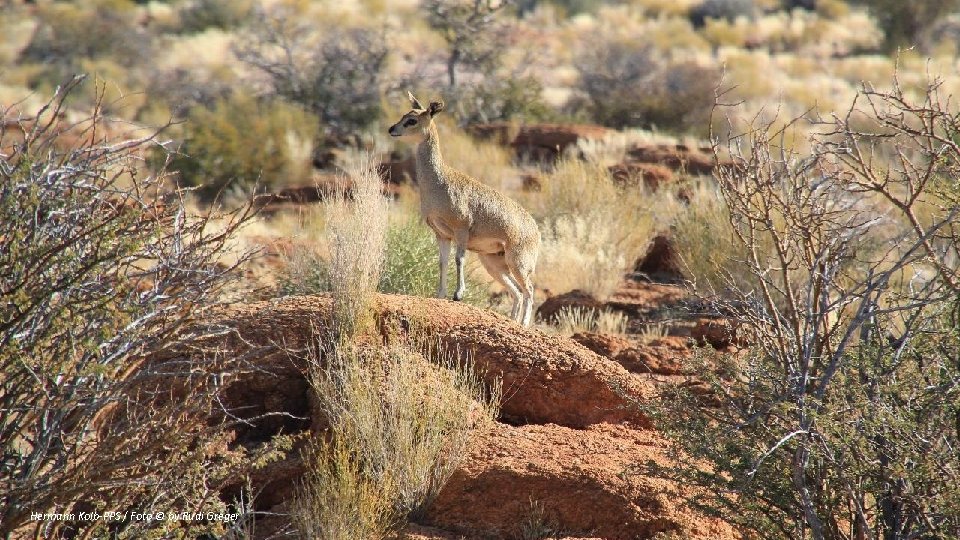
xmin=403 ymin=118 xmax=417 ymax=127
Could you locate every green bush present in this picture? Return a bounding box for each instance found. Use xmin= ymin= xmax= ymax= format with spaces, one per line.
xmin=169 ymin=93 xmax=317 ymax=197
xmin=18 ymin=0 xmax=147 ymax=85
xmin=456 ymin=74 xmax=557 ymax=124
xmin=545 ymin=0 xmax=606 ymax=15
xmin=146 ymin=64 xmax=236 ymax=116
xmin=574 ymin=39 xmax=720 ymax=135
xmin=689 ymin=0 xmax=756 ymax=27
xmin=852 ymin=0 xmax=960 ymax=51
xmin=177 ymin=0 xmax=254 ymax=33
xmin=279 ymin=217 xmax=487 ymax=306
xmin=380 ymin=218 xmax=487 ymax=304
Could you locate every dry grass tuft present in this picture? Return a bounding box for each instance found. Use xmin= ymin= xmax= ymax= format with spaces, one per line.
xmin=638 ymin=322 xmax=669 ymax=344
xmin=538 ymin=213 xmax=628 ymax=300
xmin=291 ymin=435 xmax=396 ymax=540
xmin=552 ymin=306 xmax=628 ymax=335
xmin=324 ymin=152 xmax=389 ymax=338
xmin=293 ymin=333 xmax=500 ymax=539
xmin=671 ymin=179 xmax=756 ymax=293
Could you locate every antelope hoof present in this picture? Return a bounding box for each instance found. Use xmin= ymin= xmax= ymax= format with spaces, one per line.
xmin=453 ymin=291 xmax=464 ymax=301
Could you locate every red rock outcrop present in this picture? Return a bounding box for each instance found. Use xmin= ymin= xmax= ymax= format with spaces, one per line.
xmin=572 ymin=333 xmax=693 ymax=376
xmin=536 ymin=289 xmax=607 ymax=322
xmin=608 ymin=162 xmax=676 ymax=190
xmin=635 ymin=235 xmax=684 ymax=282
xmin=469 ymin=122 xmax=609 ymax=161
xmin=606 ymin=282 xmax=689 ymax=320
xmin=200 ymin=294 xmax=651 ymax=431
xmin=625 ymin=143 xmax=718 ymax=176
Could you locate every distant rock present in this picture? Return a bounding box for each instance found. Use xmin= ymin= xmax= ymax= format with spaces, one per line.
xmin=468 ymin=122 xmax=609 ymax=161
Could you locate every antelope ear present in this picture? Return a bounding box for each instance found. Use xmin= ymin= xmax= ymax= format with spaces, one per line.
xmin=428 ymin=100 xmax=445 ymax=117
xmin=407 ymin=91 xmax=424 ymax=110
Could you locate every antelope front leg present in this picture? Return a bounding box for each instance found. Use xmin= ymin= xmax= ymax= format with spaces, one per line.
xmin=437 ymin=237 xmax=451 ymax=298
xmin=453 ymin=243 xmax=467 ymax=301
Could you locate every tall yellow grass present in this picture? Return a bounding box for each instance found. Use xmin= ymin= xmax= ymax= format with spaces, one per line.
xmin=532 ymin=157 xmax=683 ymax=299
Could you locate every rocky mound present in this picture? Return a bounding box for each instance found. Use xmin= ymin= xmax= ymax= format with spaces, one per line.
xmin=202 ymin=294 xmax=651 ymax=429
xmin=428 ymin=422 xmax=735 ymax=539
xmin=163 ymin=293 xmax=735 ymax=539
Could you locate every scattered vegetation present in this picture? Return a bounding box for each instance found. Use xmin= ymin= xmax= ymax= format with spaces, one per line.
xmin=853 ymin=0 xmax=960 ymax=51
xmin=455 ymin=74 xmax=556 ymax=124
xmin=533 ymin=158 xmax=677 ymax=299
xmin=234 ymin=4 xmax=388 ymax=142
xmin=6 ymin=2 xmax=960 ymax=537
xmin=19 ymin=0 xmax=147 ymax=87
xmin=671 ymin=179 xmax=759 ymax=292
xmin=278 ymin=215 xmax=488 ymax=306
xmin=176 ymin=0 xmax=254 ymax=34
xmin=689 ymin=0 xmax=756 ymax=27
xmin=424 ymin=0 xmax=513 ymax=89
xmin=574 ymin=37 xmax=721 ymax=134
xmin=292 ymin=172 xmax=499 ymax=537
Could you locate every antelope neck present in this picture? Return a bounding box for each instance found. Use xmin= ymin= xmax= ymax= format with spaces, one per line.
xmin=416 ymin=122 xmax=445 ymax=182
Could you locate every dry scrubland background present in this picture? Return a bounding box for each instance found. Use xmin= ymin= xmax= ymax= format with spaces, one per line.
xmin=2 ymin=0 xmax=960 ymax=306
xmin=2 ymin=0 xmax=960 ymax=539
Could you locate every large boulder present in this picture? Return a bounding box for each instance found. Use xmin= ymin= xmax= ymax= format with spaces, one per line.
xmin=377 ymin=153 xmax=417 ymax=184
xmin=536 ymin=289 xmax=607 ymax=323
xmin=625 ymin=143 xmax=717 ymax=176
xmin=608 ymin=162 xmax=676 ymax=190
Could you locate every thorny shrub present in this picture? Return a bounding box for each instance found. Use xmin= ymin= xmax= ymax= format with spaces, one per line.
xmin=0 ymin=77 xmax=270 ymax=538
xmin=648 ymin=76 xmax=960 ymax=539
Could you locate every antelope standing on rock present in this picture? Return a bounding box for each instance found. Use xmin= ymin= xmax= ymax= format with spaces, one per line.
xmin=388 ymin=91 xmax=541 ymax=326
